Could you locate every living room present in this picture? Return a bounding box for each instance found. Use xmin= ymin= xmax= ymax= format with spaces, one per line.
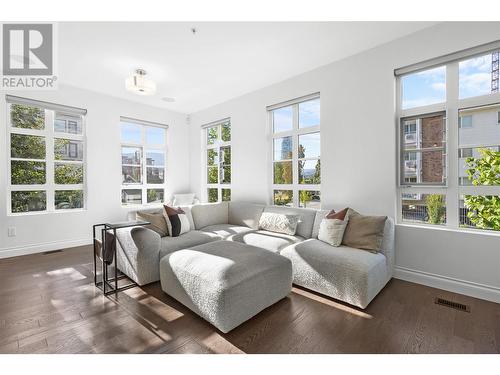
xmin=1 ymin=1 xmax=500 ymax=373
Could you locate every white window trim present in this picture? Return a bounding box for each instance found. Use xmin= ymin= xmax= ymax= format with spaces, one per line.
xmin=120 ymin=118 xmax=168 ymax=207
xmin=268 ymin=95 xmax=321 ymax=208
xmin=6 ymin=98 xmax=87 ymax=216
xmin=202 ymin=119 xmax=231 ymax=203
xmin=396 ymin=54 xmax=500 ymax=234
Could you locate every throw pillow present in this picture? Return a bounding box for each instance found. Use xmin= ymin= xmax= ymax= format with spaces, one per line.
xmin=258 ymin=212 xmax=299 ymax=235
xmin=163 ymin=205 xmax=191 ymax=237
xmin=318 ymin=218 xmax=348 ymax=247
xmin=172 ymin=193 xmax=196 ymax=206
xmin=136 ymin=210 xmax=169 ymax=237
xmin=326 ymin=207 xmax=348 ymax=220
xmin=342 ymin=208 xmax=387 ymax=252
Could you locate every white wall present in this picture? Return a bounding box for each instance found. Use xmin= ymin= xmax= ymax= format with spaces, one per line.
xmin=0 ymin=84 xmax=190 ymax=257
xmin=189 ymin=22 xmax=500 ymax=302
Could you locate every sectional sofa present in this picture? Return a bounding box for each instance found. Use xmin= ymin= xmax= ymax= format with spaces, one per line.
xmin=115 ymin=201 xmax=394 ymax=309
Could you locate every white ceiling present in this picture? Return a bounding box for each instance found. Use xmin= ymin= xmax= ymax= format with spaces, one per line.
xmin=58 ymin=22 xmax=437 ymax=114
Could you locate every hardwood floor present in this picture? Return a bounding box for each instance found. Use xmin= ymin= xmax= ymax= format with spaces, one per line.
xmin=1 ymin=245 xmax=499 ymax=354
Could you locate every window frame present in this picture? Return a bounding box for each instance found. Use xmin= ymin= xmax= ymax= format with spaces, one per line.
xmin=120 ymin=118 xmax=168 ymax=207
xmin=396 ymin=53 xmax=500 ymax=233
xmin=202 ymin=118 xmax=231 ymax=203
xmin=6 ymin=99 xmax=87 ymax=216
xmin=268 ymin=94 xmax=321 ymax=208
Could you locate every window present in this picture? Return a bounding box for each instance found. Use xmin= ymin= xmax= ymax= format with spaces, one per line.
xmin=203 ymin=119 xmax=231 ymax=203
xmin=269 ymin=94 xmax=320 ymax=208
xmin=120 ymin=118 xmax=167 ymax=205
xmin=7 ymin=96 xmax=86 ymax=214
xmin=397 ymin=46 xmax=500 ymax=232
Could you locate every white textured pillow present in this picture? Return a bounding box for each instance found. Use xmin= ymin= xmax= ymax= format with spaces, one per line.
xmin=318 ymin=218 xmax=348 ymax=247
xmin=259 ymin=212 xmax=299 ymax=235
xmin=172 ymin=193 xmax=196 ymax=206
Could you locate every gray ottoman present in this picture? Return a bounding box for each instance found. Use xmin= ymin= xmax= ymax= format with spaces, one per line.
xmin=159 ymin=240 xmax=292 ymax=333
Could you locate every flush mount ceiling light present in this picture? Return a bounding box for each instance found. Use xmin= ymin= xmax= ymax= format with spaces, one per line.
xmin=125 ymin=69 xmax=156 ymax=95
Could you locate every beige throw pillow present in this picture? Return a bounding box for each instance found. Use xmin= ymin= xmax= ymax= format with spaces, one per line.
xmin=341 ymin=208 xmax=387 ymax=252
xmin=318 ymin=218 xmax=348 ymax=247
xmin=136 ymin=210 xmax=169 ymax=237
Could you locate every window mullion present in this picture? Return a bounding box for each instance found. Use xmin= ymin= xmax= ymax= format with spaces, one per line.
xmin=446 ymin=62 xmax=460 ymax=228
xmin=45 ymin=110 xmax=55 ymax=212
xmin=292 ymin=104 xmax=299 ymax=207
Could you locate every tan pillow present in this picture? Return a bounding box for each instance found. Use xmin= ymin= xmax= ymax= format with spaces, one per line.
xmin=137 ymin=210 xmax=168 ymax=237
xmin=342 ymin=208 xmax=387 ymax=252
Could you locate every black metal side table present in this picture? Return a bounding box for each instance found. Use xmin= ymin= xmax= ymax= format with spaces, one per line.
xmin=92 ymin=220 xmax=150 ymax=295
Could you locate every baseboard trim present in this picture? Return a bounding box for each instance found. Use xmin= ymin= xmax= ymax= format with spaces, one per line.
xmin=0 ymin=238 xmax=92 ymax=259
xmin=394 ymin=266 xmax=500 ymax=304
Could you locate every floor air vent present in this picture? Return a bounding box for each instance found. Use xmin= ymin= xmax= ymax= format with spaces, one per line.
xmin=435 ymin=297 xmax=470 ymax=313
xmin=43 ymin=250 xmax=63 ymax=255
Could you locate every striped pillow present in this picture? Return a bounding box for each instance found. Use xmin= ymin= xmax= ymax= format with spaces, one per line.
xmin=162 ymin=205 xmax=191 ymax=237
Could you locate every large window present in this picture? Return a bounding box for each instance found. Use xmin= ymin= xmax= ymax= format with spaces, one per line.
xmin=203 ymin=119 xmax=231 ymax=203
xmin=268 ymin=94 xmax=320 ymax=208
xmin=397 ymin=46 xmax=500 ymax=232
xmin=120 ymin=117 xmax=167 ymax=205
xmin=7 ymin=96 xmax=86 ymax=214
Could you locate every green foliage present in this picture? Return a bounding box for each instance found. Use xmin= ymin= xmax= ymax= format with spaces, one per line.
xmin=221 ymin=122 xmax=231 ymax=142
xmin=55 ymin=190 xmax=83 ymax=209
xmin=274 ymin=190 xmax=293 ymax=206
xmin=221 ymin=166 xmax=231 ymax=184
xmin=464 ymin=148 xmax=500 ymax=230
xmin=11 ymin=191 xmax=46 ymax=213
xmin=11 ymin=161 xmax=46 ymax=184
xmin=299 ymin=190 xmax=313 ymax=207
xmin=426 ymin=194 xmax=446 ymax=224
xmin=207 ymin=149 xmax=217 ymax=165
xmin=208 ymin=188 xmax=218 ymax=203
xmin=207 ymin=167 xmax=218 ymax=183
xmin=10 ymin=134 xmax=45 ymax=159
xmin=465 ymin=148 xmax=500 ymax=186
xmin=147 ymin=189 xmax=164 ymax=203
xmin=11 ymin=104 xmax=45 ymax=130
xmin=222 ymin=188 xmax=231 ymax=202
xmin=207 ymin=127 xmax=218 ymax=145
xmin=274 ymin=161 xmax=292 ymax=184
xmin=55 ymin=164 xmax=83 ymax=184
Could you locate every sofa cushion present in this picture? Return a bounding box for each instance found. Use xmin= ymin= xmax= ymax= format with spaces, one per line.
xmin=258 ymin=212 xmax=300 ymax=235
xmin=318 ymin=218 xmax=348 ymax=247
xmin=263 ymin=206 xmax=316 ymax=239
xmin=191 ymin=202 xmax=229 ymax=229
xmin=280 ymin=239 xmax=389 ymax=308
xmin=228 ymin=202 xmax=265 ymax=229
xmin=159 ymin=230 xmax=221 ymax=259
xmin=136 ymin=209 xmax=168 ymax=237
xmin=229 ymin=230 xmax=304 ymax=253
xmin=200 ymin=224 xmax=254 ymax=239
xmin=311 ymin=209 xmax=330 ymax=238
xmin=342 ymin=208 xmax=387 ymax=252
xmin=159 ymin=240 xmax=292 ymax=333
xmin=163 ymin=205 xmax=191 ymax=237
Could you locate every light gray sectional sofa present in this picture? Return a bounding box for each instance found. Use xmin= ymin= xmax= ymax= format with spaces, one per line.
xmin=116 ymin=201 xmax=394 ymax=309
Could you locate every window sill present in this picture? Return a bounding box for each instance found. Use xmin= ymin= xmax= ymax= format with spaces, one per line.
xmin=396 ymin=222 xmax=500 ymax=237
xmin=7 ymin=208 xmax=87 ymax=217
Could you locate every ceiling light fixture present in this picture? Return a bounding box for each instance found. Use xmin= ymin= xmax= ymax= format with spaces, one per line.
xmin=125 ymin=68 xmax=156 ymax=95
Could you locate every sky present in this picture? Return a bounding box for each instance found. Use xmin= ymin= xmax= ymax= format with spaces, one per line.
xmin=273 ymin=98 xmax=321 ymax=159
xmin=401 ymin=53 xmax=496 ymax=109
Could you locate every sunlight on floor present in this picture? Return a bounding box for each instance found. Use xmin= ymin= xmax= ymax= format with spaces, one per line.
xmin=292 ymin=288 xmax=373 ymax=319
xmin=202 ymin=332 xmax=245 ymax=354
xmin=46 ymin=267 xmax=87 ymax=281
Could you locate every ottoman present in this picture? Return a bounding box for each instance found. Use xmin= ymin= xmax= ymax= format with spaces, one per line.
xmin=159 ymin=240 xmax=292 ymax=333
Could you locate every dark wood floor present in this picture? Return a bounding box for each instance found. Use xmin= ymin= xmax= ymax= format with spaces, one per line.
xmin=1 ymin=245 xmax=499 ymax=354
